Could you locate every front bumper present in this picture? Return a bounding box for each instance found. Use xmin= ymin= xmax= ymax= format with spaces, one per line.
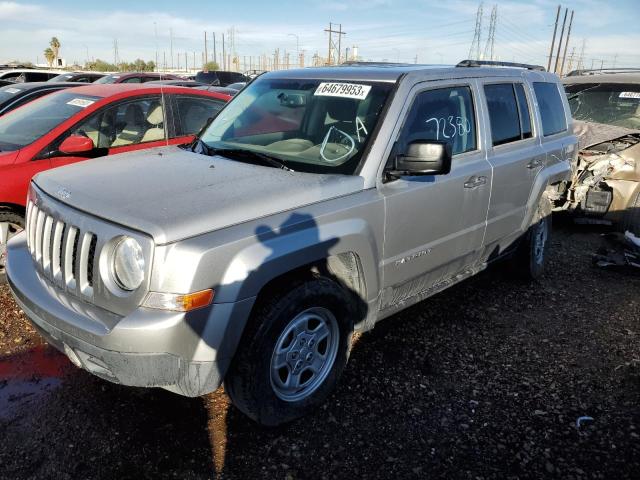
xmin=7 ymin=233 xmax=254 ymax=397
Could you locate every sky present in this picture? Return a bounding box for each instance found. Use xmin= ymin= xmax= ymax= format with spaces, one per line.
xmin=1 ymin=0 xmax=639 ymax=71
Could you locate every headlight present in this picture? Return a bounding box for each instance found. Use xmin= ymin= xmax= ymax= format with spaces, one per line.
xmin=112 ymin=237 xmax=145 ymax=291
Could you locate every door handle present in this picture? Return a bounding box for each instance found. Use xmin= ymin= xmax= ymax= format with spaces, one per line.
xmin=527 ymin=158 xmax=543 ymax=169
xmin=464 ymin=175 xmax=487 ymax=189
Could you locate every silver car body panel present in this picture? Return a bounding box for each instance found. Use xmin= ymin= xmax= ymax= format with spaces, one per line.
xmin=7 ymin=64 xmax=575 ymax=396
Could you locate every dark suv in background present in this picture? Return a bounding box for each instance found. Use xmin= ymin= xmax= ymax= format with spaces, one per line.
xmin=195 ymin=70 xmax=250 ymax=86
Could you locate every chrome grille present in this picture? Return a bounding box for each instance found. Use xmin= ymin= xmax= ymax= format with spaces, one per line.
xmin=26 ymin=200 xmax=97 ymax=299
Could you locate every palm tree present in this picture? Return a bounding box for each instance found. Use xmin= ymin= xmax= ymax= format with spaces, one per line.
xmin=43 ymin=48 xmax=55 ymax=67
xmin=49 ymin=37 xmax=61 ymax=66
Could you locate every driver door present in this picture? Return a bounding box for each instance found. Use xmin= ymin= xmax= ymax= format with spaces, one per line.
xmin=50 ymin=96 xmax=169 ymax=168
xmin=379 ymin=81 xmax=492 ymax=311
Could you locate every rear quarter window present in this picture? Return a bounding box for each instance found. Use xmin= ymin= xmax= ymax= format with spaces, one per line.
xmin=533 ymin=82 xmax=567 ymax=136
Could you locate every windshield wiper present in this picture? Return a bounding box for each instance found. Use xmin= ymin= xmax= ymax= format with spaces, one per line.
xmin=206 ymin=146 xmax=295 ymax=172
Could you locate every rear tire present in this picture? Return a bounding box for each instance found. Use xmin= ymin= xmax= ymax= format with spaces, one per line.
xmin=511 ymin=195 xmax=552 ymax=281
xmin=621 ymin=185 xmax=640 ymax=236
xmin=224 ymin=276 xmax=354 ymax=426
xmin=0 ymin=211 xmax=25 ymax=285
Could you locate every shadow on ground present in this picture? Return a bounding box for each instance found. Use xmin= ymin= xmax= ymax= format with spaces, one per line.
xmin=1 ymin=223 xmax=639 ymax=479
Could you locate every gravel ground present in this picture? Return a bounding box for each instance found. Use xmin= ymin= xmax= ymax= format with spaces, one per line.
xmin=0 ymin=222 xmax=638 ymax=480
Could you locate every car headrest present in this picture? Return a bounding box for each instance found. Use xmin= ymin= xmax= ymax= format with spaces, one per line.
xmin=326 ymin=98 xmax=358 ymax=122
xmin=146 ymin=102 xmax=164 ymax=125
xmin=124 ymin=103 xmax=144 ymax=124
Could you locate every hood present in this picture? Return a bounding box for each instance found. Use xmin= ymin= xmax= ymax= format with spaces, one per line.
xmin=33 ymin=146 xmax=364 ymax=244
xmin=573 ymin=120 xmax=640 ymax=150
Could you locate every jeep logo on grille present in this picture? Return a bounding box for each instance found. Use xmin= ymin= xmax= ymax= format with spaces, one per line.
xmin=56 ymin=188 xmax=71 ymax=200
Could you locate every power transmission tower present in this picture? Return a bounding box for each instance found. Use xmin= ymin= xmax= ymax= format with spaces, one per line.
xmin=468 ymin=3 xmax=483 ymax=60
xmin=577 ymin=39 xmax=586 ymax=70
xmin=483 ymin=4 xmax=497 ymax=60
xmin=325 ymin=23 xmax=346 ymax=65
xmin=566 ymin=47 xmax=576 ymax=73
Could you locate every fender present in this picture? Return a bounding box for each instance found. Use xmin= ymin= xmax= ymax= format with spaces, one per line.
xmin=215 ymin=217 xmax=379 ymax=306
xmin=521 ymin=160 xmax=571 ymax=231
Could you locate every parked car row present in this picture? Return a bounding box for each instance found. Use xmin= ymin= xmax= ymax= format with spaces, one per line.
xmin=1 ymin=60 xmax=638 ymax=427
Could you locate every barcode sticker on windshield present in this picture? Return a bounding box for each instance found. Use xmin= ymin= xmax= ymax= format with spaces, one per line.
xmin=619 ymin=92 xmax=640 ymax=99
xmin=315 ymin=82 xmax=371 ymax=100
xmin=66 ymin=98 xmax=95 ymax=108
xmin=4 ymin=88 xmax=21 ymax=94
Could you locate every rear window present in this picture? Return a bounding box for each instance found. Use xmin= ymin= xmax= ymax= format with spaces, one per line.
xmin=533 ymin=82 xmax=567 ymax=136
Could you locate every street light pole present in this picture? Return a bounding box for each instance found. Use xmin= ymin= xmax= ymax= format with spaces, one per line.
xmin=288 ymin=33 xmax=299 ymax=67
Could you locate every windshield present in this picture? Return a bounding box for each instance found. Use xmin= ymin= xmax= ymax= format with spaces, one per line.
xmin=48 ymin=73 xmax=74 ymax=82
xmin=200 ymin=77 xmax=393 ymax=174
xmin=0 ymin=91 xmax=100 ymax=151
xmin=95 ymin=74 xmax=119 ymax=84
xmin=566 ymin=82 xmax=640 ymax=130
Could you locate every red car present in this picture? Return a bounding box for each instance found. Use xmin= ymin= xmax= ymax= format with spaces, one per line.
xmin=94 ymin=72 xmax=183 ymax=84
xmin=0 ymin=83 xmax=231 ymax=281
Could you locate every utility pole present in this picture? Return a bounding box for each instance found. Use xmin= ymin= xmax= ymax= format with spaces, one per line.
xmin=547 ymin=5 xmax=561 ymax=71
xmin=483 ymin=4 xmax=497 ymax=61
xmin=154 ymin=22 xmax=158 ymax=71
xmin=213 ymin=32 xmax=217 ymax=66
xmin=553 ymin=7 xmax=568 ymax=73
xmin=170 ymin=28 xmax=173 ymax=69
xmin=559 ymin=10 xmax=574 ymax=76
xmin=325 ymin=22 xmax=346 ymax=65
xmin=222 ymin=33 xmax=226 ymax=70
xmin=204 ymin=32 xmax=208 ymax=69
xmin=612 ymin=53 xmax=618 ymax=68
xmin=469 ymin=2 xmax=483 ymax=60
xmin=185 ymin=51 xmax=187 ymax=72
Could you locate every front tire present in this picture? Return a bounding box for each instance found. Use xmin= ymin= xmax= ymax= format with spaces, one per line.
xmin=225 ymin=276 xmax=354 ymax=426
xmin=512 ymin=195 xmax=552 ymax=280
xmin=0 ymin=211 xmax=25 ymax=285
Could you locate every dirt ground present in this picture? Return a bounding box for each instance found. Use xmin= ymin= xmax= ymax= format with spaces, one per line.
xmin=0 ymin=222 xmax=638 ymax=480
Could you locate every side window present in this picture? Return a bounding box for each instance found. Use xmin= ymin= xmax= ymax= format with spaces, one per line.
xmin=484 ymin=83 xmax=521 ymax=146
xmin=122 ymin=77 xmax=142 ymax=84
xmin=69 ymin=96 xmax=165 ymax=149
xmin=514 ymin=84 xmax=533 ymax=138
xmin=398 ymin=86 xmax=477 ymax=156
xmin=174 ymin=96 xmax=225 ymax=136
xmin=533 ymin=82 xmax=567 ymax=136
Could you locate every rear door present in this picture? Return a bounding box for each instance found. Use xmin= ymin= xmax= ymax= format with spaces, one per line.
xmin=171 ymin=94 xmax=226 ymax=142
xmin=379 ymin=80 xmax=492 ymax=311
xmin=480 ymin=78 xmax=542 ymax=251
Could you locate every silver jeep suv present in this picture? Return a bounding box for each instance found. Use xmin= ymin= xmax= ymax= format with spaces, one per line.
xmin=7 ymin=61 xmax=576 ymax=425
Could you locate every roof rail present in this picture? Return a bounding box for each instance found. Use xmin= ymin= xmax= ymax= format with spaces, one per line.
xmin=566 ymin=68 xmax=640 ymax=77
xmin=456 ymin=59 xmax=546 ymax=71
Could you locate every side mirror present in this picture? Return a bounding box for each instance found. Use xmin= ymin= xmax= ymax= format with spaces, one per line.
xmin=390 ymin=140 xmax=452 ymax=176
xmin=59 ymin=135 xmax=94 ymax=155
